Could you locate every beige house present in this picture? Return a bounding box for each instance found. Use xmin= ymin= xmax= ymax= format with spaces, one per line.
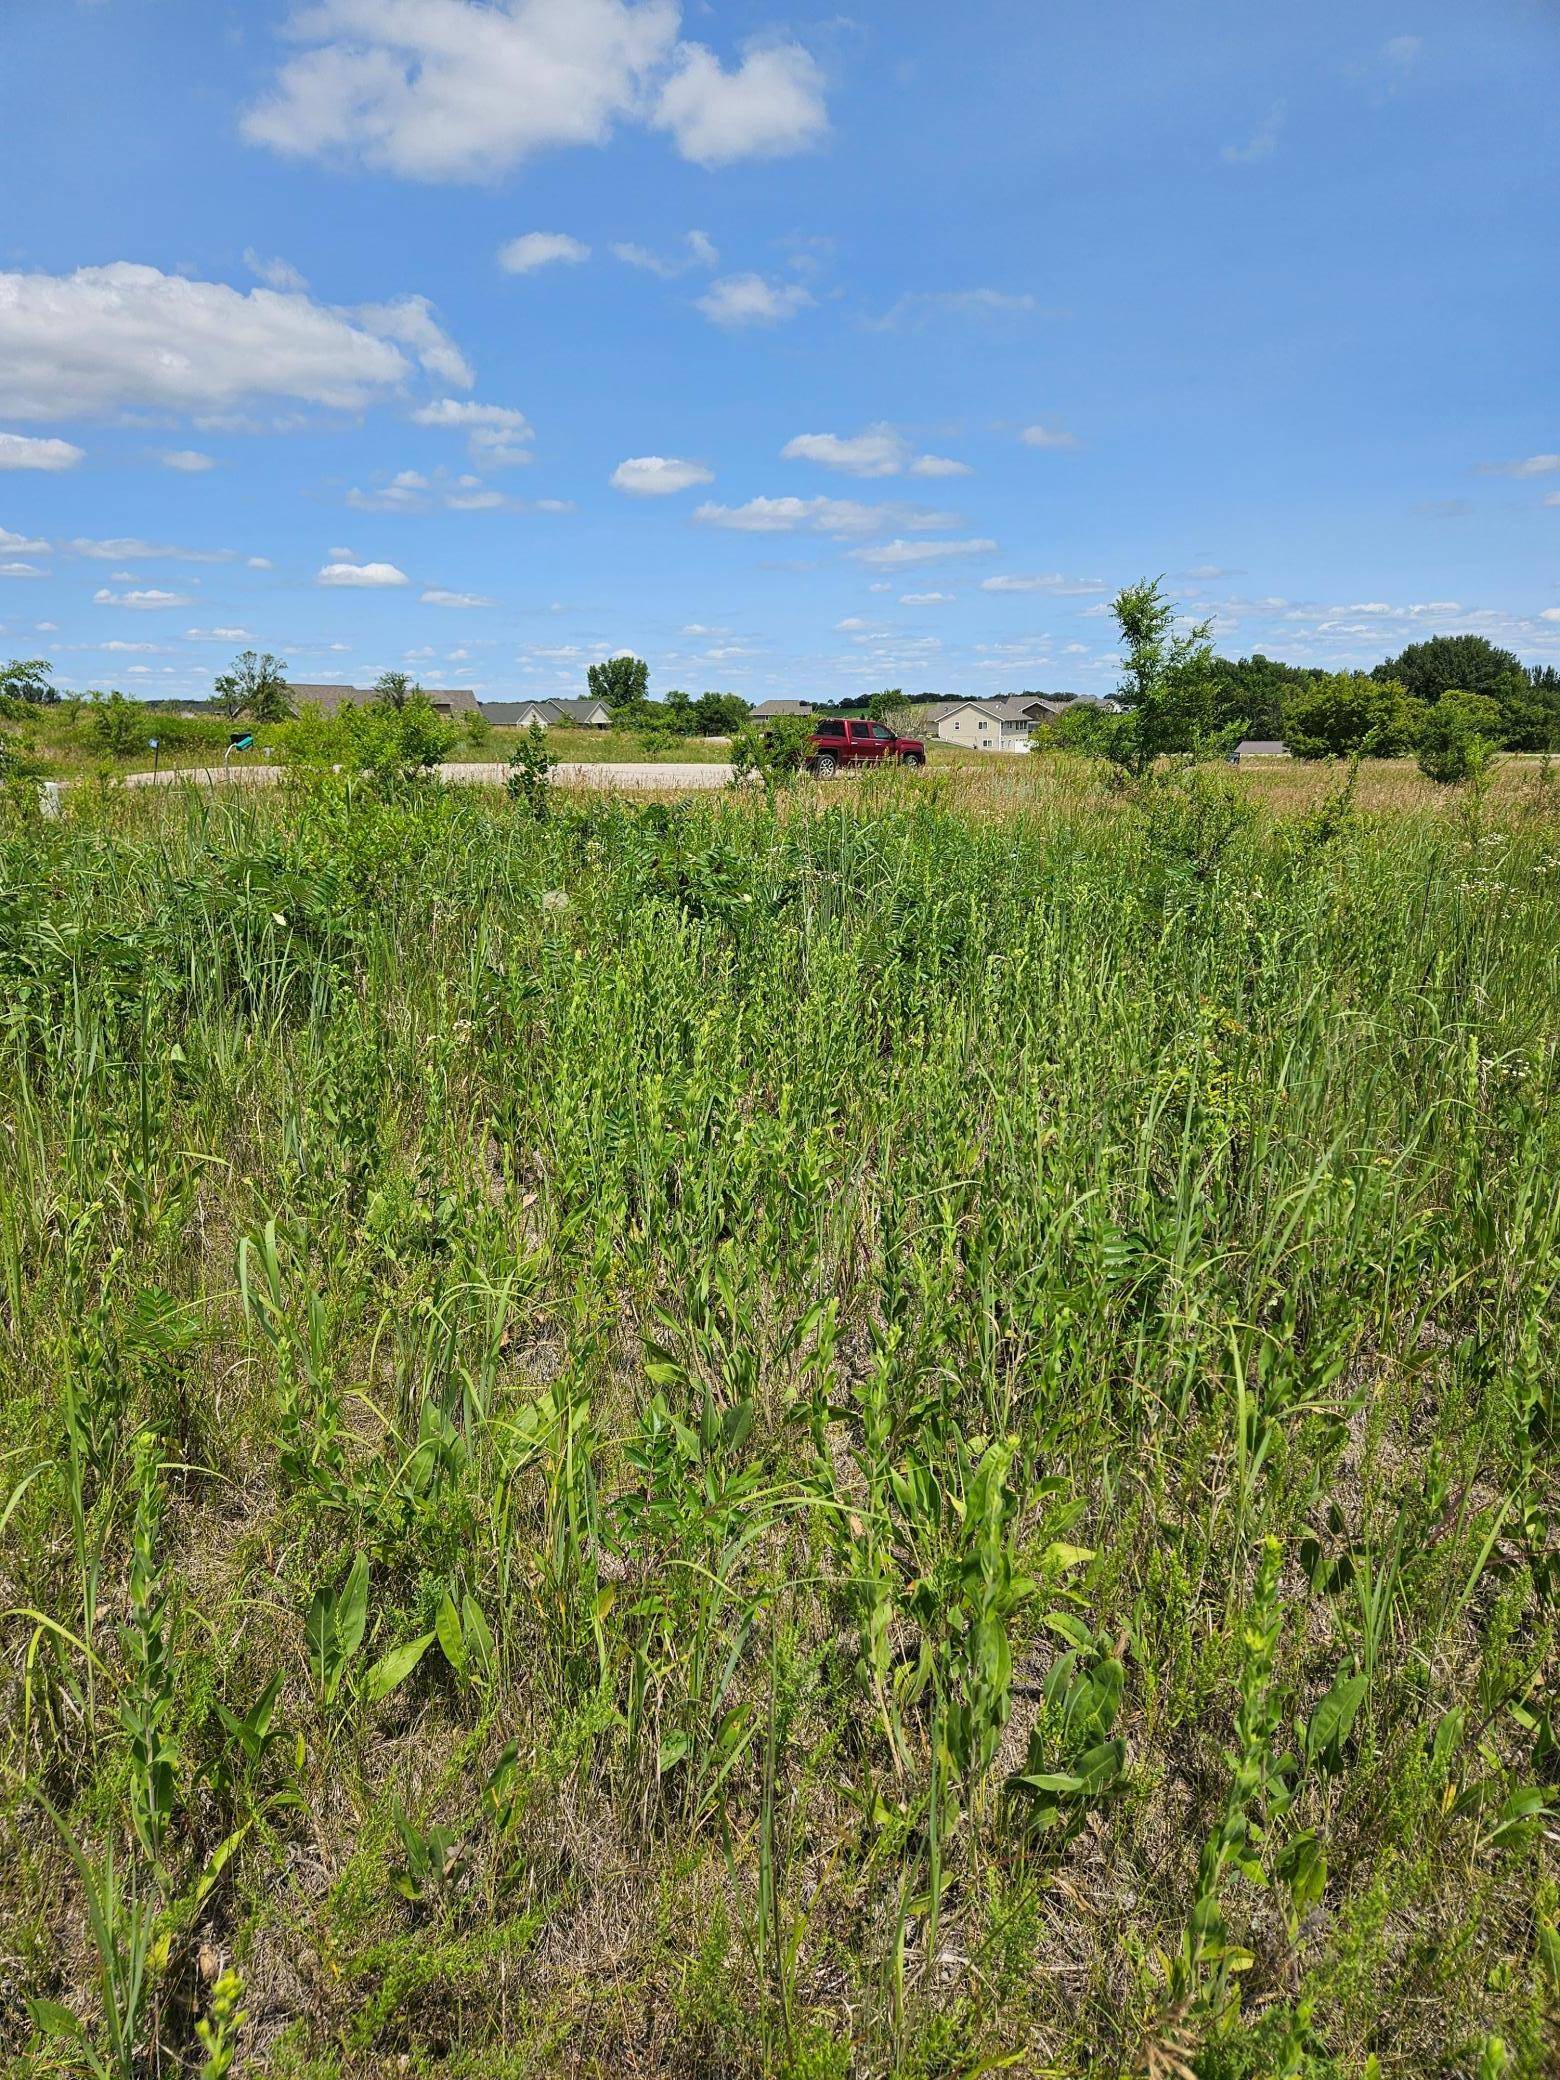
xmin=289 ymin=682 xmax=480 ymax=719
xmin=480 ymin=697 xmax=613 ymax=729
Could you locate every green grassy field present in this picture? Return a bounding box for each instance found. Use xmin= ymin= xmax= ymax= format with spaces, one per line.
xmin=1 ymin=760 xmax=1557 ymax=2077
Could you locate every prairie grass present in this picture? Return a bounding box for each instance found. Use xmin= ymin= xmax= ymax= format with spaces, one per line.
xmin=0 ymin=758 xmax=1556 ymax=2078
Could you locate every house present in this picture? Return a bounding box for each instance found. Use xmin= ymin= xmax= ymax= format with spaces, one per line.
xmin=752 ymin=698 xmax=814 ymax=719
xmin=1232 ymin=739 xmax=1290 ymax=762
xmin=481 ymin=696 xmax=613 ymax=729
xmin=910 ymin=700 xmax=1035 ymax=752
xmin=289 ymin=682 xmax=480 ymax=719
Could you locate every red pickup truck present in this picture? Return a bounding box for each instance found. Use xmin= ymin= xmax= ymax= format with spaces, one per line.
xmin=806 ymin=716 xmax=926 ymax=774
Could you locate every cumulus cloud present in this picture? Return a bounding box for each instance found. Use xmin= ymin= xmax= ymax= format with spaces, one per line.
xmin=0 ymin=263 xmax=466 ymax=421
xmin=693 ymin=496 xmax=958 ymax=537
xmin=421 ymin=588 xmax=494 ymax=606
xmin=242 ymin=0 xmax=829 ymax=182
xmin=1021 ymin=421 xmax=1079 ymax=451
xmin=185 ymin=627 xmax=254 ymax=640
xmin=0 ymin=561 xmax=47 ymax=578
xmin=410 ymin=398 xmax=533 ymax=463
xmin=610 ymin=454 xmax=714 ymax=495
xmin=782 ymin=425 xmax=972 ymax=480
xmin=0 ymin=429 xmax=84 ymax=469
xmin=852 ymin=537 xmax=997 ymax=569
xmin=498 ymin=231 xmax=591 ymax=274
xmin=900 ymin=591 xmax=954 ymax=604
xmin=93 ymin=587 xmax=192 ymax=608
xmin=695 ymin=273 xmax=813 ymax=329
xmin=159 ymin=449 xmax=217 ymax=472
xmin=317 ymin=560 xmax=409 ymax=587
xmin=0 ymin=527 xmax=49 ymax=554
xmin=654 ymin=39 xmax=827 ymax=166
xmin=1222 ymin=101 xmax=1285 ymax=165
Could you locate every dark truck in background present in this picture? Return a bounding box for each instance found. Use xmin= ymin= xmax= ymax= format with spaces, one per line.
xmin=805 ymin=716 xmax=926 ymax=774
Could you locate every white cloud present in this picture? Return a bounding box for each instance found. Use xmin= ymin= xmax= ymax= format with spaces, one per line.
xmin=871 ymin=289 xmax=1036 ymax=330
xmin=69 ymin=537 xmax=234 ymax=562
xmin=247 ymin=556 xmax=273 ymax=569
xmin=93 ymin=587 xmax=192 ymax=608
xmin=244 ymin=249 xmax=309 ymax=293
xmin=0 ymin=263 xmax=465 ymax=420
xmin=355 ymin=295 xmax=474 ymax=386
xmin=1383 ymin=34 xmax=1423 ymax=70
xmin=421 ymin=588 xmax=494 ymax=606
xmin=159 ymin=449 xmax=217 ymax=472
xmin=611 ymin=454 xmax=713 ymax=495
xmin=981 ymin=572 xmax=1105 ymax=595
xmin=1 ymin=527 xmax=49 ymax=554
xmin=782 ymin=425 xmax=972 ymax=480
xmin=317 ymin=560 xmax=409 ymax=587
xmin=185 ymin=627 xmax=254 ymax=640
xmin=498 ymin=232 xmax=591 ymax=274
xmin=696 ymin=273 xmax=813 ymax=329
xmin=1 ymin=561 xmax=47 ymax=578
xmin=243 ymin=0 xmax=681 ymax=180
xmin=1021 ymin=421 xmax=1079 ymax=451
xmin=99 ymin=640 xmax=163 ymax=653
xmin=1480 ymin=454 xmax=1560 ymax=478
xmin=834 ymin=616 xmax=872 ymax=631
xmin=654 ymin=38 xmax=827 ymax=166
xmin=612 ymin=228 xmax=720 ymax=277
xmin=852 ymin=537 xmax=997 ymax=569
xmin=1222 ymin=101 xmax=1285 ymax=165
xmin=411 ymin=397 xmax=533 ymax=463
xmin=693 ymin=495 xmax=957 ymax=537
xmin=900 ymin=591 xmax=954 ymax=604
xmin=783 ymin=426 xmax=908 ymax=478
xmin=0 ymin=429 xmax=84 ymax=470
xmin=1542 ymin=608 xmax=1560 ymax=623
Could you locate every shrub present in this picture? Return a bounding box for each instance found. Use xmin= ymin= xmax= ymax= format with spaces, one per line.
xmin=1417 ymin=692 xmax=1503 ymax=785
xmin=283 ymin=693 xmax=458 ymax=782
xmin=1282 ymin=672 xmax=1420 ymax=758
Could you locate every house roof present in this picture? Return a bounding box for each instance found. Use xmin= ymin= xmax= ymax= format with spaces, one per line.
xmin=289 ymin=682 xmax=480 ymax=717
xmin=911 ymin=700 xmax=1005 ymax=724
xmin=1235 ymin=739 xmax=1291 ymax=757
xmin=752 ymin=698 xmax=813 ymax=716
xmin=481 ymin=699 xmax=564 ymax=727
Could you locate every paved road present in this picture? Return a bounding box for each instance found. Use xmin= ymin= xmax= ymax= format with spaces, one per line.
xmin=120 ymin=760 xmax=734 ymax=791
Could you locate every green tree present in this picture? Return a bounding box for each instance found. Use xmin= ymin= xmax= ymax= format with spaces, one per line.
xmin=1206 ymin=653 xmax=1321 ymax=740
xmin=86 ymin=689 xmax=151 ymax=756
xmin=868 ymin=688 xmax=909 ymax=725
xmin=587 ymin=655 xmax=649 ymax=714
xmin=1372 ymin=634 xmax=1524 ymax=705
xmin=214 ymin=650 xmax=292 ymax=722
xmin=373 ymin=670 xmax=418 ymax=711
xmin=0 ymin=657 xmax=57 ymax=705
xmin=693 ymin=692 xmax=749 ymax=735
xmin=1494 ymin=666 xmax=1560 ymax=752
xmin=1097 ymin=578 xmax=1219 ymax=774
xmin=1282 ymin=673 xmax=1420 ymax=759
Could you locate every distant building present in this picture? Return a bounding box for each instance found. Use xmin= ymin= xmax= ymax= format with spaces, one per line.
xmin=481 ymin=696 xmax=613 ymax=729
xmin=753 ymin=698 xmax=814 ymax=719
xmin=289 ymin=682 xmax=480 ymax=719
xmin=1232 ymin=739 xmax=1290 ymax=761
xmin=909 ymin=698 xmax=1050 ymax=752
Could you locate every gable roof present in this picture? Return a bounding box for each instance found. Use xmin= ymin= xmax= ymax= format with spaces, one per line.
xmin=482 ymin=698 xmax=564 ymax=727
xmin=753 ymin=698 xmax=813 ymax=716
xmin=289 ymin=682 xmax=479 ymax=717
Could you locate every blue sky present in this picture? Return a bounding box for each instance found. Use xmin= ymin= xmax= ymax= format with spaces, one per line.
xmin=2 ymin=0 xmax=1558 ymax=704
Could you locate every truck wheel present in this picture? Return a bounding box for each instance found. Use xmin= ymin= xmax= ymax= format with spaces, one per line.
xmin=902 ymin=750 xmax=925 ymax=768
xmin=814 ymin=751 xmax=837 ymax=776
